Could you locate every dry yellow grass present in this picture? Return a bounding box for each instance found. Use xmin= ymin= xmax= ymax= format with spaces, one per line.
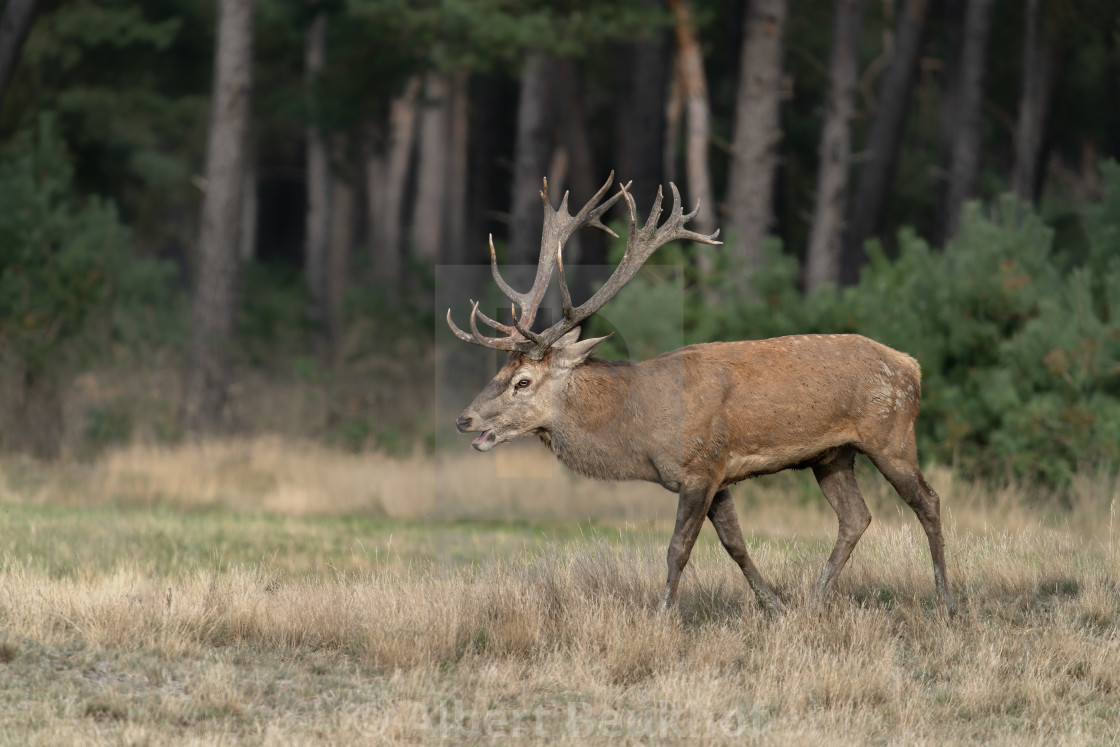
xmin=1 ymin=438 xmax=1118 ymax=744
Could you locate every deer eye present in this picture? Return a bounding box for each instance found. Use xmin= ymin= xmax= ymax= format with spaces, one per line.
xmin=514 ymin=378 xmax=531 ymax=390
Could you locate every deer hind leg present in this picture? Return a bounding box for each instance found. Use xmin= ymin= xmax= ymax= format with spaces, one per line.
xmin=661 ymin=482 xmax=719 ymax=610
xmin=868 ymin=450 xmax=958 ymax=617
xmin=810 ymin=447 xmax=871 ymax=611
xmin=707 ymin=489 xmax=785 ymax=613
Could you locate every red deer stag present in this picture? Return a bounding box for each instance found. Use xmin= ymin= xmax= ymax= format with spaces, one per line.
xmin=447 ymin=173 xmax=956 ymax=616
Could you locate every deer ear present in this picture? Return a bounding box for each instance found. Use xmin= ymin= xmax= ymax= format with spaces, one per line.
xmin=552 ymin=327 xmax=582 ymax=348
xmin=553 ymin=334 xmax=611 ymax=370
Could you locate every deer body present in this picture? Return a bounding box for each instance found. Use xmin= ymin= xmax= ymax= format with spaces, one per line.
xmin=449 ymin=173 xmax=956 ymax=616
xmin=544 ymin=335 xmax=920 ymax=491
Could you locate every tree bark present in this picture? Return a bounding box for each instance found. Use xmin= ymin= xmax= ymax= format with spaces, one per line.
xmin=366 ymin=76 xmax=420 ymax=285
xmin=1106 ymin=29 xmax=1120 ymax=162
xmin=0 ymin=0 xmax=38 ymax=108
xmin=239 ymin=155 xmax=257 ymax=261
xmin=933 ymin=0 xmax=964 ymax=232
xmin=614 ymin=0 xmax=669 ymax=216
xmin=669 ymin=0 xmax=715 ymax=238
xmin=411 ymin=71 xmax=451 ymax=264
xmin=936 ymin=0 xmax=995 ymax=245
xmin=182 ymin=0 xmax=254 ymax=434
xmin=444 ymin=69 xmax=470 ymax=265
xmin=304 ymin=10 xmax=330 ymax=348
xmin=663 ymin=55 xmax=683 ymax=188
xmin=805 ymin=0 xmax=865 ymax=293
xmin=554 ymin=57 xmax=601 ymax=267
xmin=509 ymin=54 xmax=554 ymax=266
xmin=841 ymin=0 xmax=930 ymax=286
xmin=328 ymin=134 xmax=354 ymax=361
xmin=725 ymin=0 xmax=788 ymax=288
xmin=1013 ymin=0 xmax=1053 ymax=204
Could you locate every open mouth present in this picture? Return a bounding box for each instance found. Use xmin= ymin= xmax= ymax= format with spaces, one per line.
xmin=471 ymin=429 xmax=497 ymax=450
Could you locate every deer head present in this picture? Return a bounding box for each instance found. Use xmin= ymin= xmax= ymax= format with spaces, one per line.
xmin=453 ymin=328 xmax=609 ymax=451
xmin=447 ymin=173 xmax=721 ymax=451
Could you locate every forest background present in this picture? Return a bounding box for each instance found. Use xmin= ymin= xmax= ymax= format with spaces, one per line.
xmin=2 ymin=0 xmax=1120 ymax=490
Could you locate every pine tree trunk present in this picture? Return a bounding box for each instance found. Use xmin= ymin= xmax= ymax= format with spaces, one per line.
xmin=509 ymin=55 xmax=554 ymax=266
xmin=669 ymin=0 xmax=715 ymax=237
xmin=444 ymin=69 xmax=470 ymax=265
xmin=411 ymin=71 xmax=451 ymax=264
xmin=304 ymin=11 xmax=330 ymax=349
xmin=11 ymin=367 xmax=62 ymax=459
xmin=182 ymin=0 xmax=254 ymax=434
xmin=239 ymin=155 xmax=257 ymax=261
xmin=0 ymin=0 xmax=37 ymax=106
xmin=367 ymin=76 xmax=420 ymax=285
xmin=663 ymin=57 xmax=683 ymax=187
xmin=937 ymin=0 xmax=995 ymax=245
xmin=805 ymin=0 xmax=865 ymax=293
xmin=328 ymin=134 xmax=353 ymax=361
xmin=725 ymin=0 xmax=788 ymax=288
xmin=614 ymin=0 xmax=669 ymax=215
xmin=1013 ymin=0 xmax=1053 ymax=204
xmin=1106 ymin=30 xmax=1120 ymax=162
xmin=841 ymin=0 xmax=930 ymax=286
xmin=932 ymin=0 xmax=965 ymax=244
xmin=554 ymin=57 xmax=601 ymax=267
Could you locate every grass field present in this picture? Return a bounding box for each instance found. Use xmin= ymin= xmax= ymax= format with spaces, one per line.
xmin=1 ymin=439 xmax=1118 ymax=744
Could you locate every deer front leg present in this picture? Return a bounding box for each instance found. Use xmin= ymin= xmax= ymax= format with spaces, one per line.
xmin=707 ymin=489 xmax=786 ymax=614
xmin=661 ymin=482 xmax=717 ymax=610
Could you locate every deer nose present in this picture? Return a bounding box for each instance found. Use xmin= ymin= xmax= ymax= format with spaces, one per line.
xmin=455 ymin=416 xmax=473 ymax=433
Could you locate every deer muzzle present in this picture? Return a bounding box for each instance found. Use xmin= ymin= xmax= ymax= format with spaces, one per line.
xmin=455 ymin=412 xmax=498 ymax=451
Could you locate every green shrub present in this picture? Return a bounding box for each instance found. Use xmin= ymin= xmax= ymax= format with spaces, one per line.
xmin=0 ymin=116 xmax=181 ymax=367
xmin=0 ymin=116 xmax=131 ymax=373
xmin=0 ymin=116 xmax=178 ymax=455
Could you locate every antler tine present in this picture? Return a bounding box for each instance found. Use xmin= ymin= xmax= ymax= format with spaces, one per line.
xmin=667 ymin=182 xmax=682 ymax=225
xmin=467 ymin=301 xmax=526 ymax=351
xmin=643 ymin=184 xmax=665 ymax=232
xmin=471 ymin=300 xmax=518 ymax=337
xmin=488 ymin=234 xmax=524 ymax=308
xmin=569 ymin=172 xmax=626 ymax=235
xmin=681 ymin=190 xmax=703 ymax=223
xmin=659 ymin=183 xmax=723 ymax=246
xmin=620 ymin=181 xmax=639 ymax=239
xmin=444 ymin=301 xmax=532 ymax=352
xmin=556 ymin=240 xmax=574 ymax=320
xmin=512 ymin=313 xmax=544 ymax=344
xmin=445 ymin=308 xmax=476 ymax=344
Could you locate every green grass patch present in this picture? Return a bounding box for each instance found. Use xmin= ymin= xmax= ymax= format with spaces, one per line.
xmin=0 ymin=502 xmax=707 ymax=580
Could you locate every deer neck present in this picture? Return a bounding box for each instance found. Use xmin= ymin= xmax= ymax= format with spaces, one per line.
xmin=541 ymin=358 xmax=661 ymax=482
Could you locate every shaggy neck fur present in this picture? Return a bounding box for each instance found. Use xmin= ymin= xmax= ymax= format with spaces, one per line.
xmin=541 ymin=358 xmax=665 ymax=483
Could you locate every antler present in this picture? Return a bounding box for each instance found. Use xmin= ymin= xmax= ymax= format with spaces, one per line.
xmin=447 ymin=171 xmax=626 ymax=353
xmin=536 ymin=182 xmax=721 ymax=352
xmin=447 ymin=174 xmax=721 ymax=360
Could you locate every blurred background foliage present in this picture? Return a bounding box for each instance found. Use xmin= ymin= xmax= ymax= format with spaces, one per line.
xmin=0 ymin=0 xmax=1118 ymax=492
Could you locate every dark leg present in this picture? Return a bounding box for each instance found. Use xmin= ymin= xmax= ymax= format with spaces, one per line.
xmin=869 ymin=453 xmax=958 ymax=616
xmin=661 ymin=482 xmax=717 ymax=610
xmin=810 ymin=448 xmax=871 ymax=610
xmin=707 ymin=489 xmax=786 ymax=613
